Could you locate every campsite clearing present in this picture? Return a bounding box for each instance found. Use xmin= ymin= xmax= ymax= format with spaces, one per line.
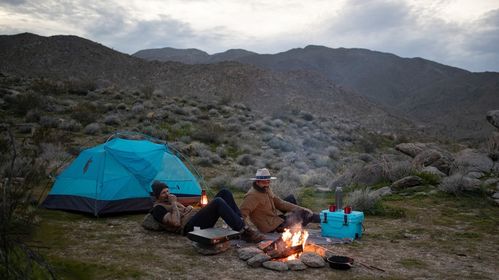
xmin=31 ymin=189 xmax=499 ymax=279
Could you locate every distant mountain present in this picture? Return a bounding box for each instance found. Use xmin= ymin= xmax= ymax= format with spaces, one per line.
xmin=133 ymin=47 xmax=257 ymax=64
xmin=134 ymin=45 xmax=499 ymax=139
xmin=0 ymin=33 xmax=413 ymax=134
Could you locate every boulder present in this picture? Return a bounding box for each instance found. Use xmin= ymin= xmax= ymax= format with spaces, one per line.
xmin=238 ymin=247 xmax=263 ymax=261
xmin=421 ymin=166 xmax=446 ymax=179
xmin=412 ymin=149 xmax=442 ymax=169
xmin=372 ymin=186 xmax=392 ymax=197
xmin=486 ymin=110 xmax=499 ymax=129
xmin=453 ymin=149 xmax=494 ymax=174
xmin=287 ymin=259 xmax=308 ymax=271
xmin=493 ymin=192 xmax=499 ymax=199
xmin=487 ymin=132 xmax=499 ymax=160
xmin=262 ymin=261 xmax=289 ymax=271
xmin=192 ymin=241 xmax=230 ymax=255
xmin=300 ymin=252 xmax=326 ymax=268
xmin=392 ymin=176 xmax=424 ymax=190
xmin=353 ymin=163 xmax=385 ymax=186
xmin=247 ymin=253 xmax=271 ymax=268
xmin=395 ymin=143 xmax=426 ymax=157
xmin=467 ymin=172 xmax=484 ymax=179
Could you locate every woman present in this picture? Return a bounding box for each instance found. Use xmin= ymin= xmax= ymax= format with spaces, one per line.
xmin=150 ymin=181 xmax=264 ymax=242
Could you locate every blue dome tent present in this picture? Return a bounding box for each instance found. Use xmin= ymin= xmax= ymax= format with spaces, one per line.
xmin=42 ymin=133 xmax=202 ymax=216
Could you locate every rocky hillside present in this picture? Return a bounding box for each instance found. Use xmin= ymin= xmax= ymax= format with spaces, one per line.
xmin=134 ymin=45 xmax=499 ymax=140
xmin=0 ymin=33 xmax=413 ymax=134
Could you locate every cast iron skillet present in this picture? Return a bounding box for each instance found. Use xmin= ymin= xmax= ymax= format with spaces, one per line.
xmin=327 ymin=255 xmax=354 ymax=270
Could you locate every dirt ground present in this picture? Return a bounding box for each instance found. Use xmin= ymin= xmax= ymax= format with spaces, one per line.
xmin=31 ymin=193 xmax=499 ymax=280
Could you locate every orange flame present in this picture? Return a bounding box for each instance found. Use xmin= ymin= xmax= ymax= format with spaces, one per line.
xmin=280 ymin=225 xmax=309 ymax=260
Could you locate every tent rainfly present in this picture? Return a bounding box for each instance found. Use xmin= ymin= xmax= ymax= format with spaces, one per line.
xmin=42 ymin=137 xmax=202 ymax=216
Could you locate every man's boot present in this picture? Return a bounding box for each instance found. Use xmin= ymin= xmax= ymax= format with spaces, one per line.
xmin=241 ymin=226 xmax=265 ymax=243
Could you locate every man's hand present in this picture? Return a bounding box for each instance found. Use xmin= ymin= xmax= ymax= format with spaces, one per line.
xmin=168 ymin=194 xmax=177 ymax=202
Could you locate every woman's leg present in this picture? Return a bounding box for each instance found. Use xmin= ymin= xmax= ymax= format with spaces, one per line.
xmin=184 ymin=197 xmax=244 ymax=233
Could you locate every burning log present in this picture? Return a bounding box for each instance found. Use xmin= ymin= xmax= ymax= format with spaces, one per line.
xmin=263 ymin=238 xmax=303 ymax=259
xmin=262 ymin=227 xmax=309 ymax=260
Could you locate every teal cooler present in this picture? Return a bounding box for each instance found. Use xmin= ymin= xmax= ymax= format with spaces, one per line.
xmin=320 ymin=210 xmax=364 ymax=239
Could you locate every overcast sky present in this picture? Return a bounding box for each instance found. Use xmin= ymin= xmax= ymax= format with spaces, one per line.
xmin=1 ymin=0 xmax=498 ymax=72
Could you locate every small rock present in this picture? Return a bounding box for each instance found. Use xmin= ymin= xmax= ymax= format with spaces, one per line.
xmin=192 ymin=241 xmax=230 ymax=255
xmin=247 ymin=253 xmax=271 ymax=268
xmin=493 ymin=192 xmax=499 ymax=199
xmin=238 ymin=247 xmax=263 ymax=260
xmin=262 ymin=261 xmax=289 ymax=271
xmin=300 ymin=252 xmax=326 ymax=268
xmin=287 ymin=259 xmax=308 ymax=271
xmin=392 ymin=176 xmax=424 ymax=190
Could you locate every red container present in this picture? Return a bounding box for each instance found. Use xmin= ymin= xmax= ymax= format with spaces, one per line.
xmin=344 ymin=206 xmax=352 ymax=214
xmin=329 ymin=204 xmax=336 ymax=212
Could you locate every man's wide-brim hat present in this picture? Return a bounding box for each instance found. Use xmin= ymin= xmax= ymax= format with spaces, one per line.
xmin=250 ymin=168 xmax=277 ymax=181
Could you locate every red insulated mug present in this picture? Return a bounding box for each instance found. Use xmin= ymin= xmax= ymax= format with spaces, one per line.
xmin=329 ymin=204 xmax=336 ymax=212
xmin=344 ymin=206 xmax=352 ymax=214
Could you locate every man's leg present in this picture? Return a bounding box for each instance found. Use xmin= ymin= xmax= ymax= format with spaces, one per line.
xmin=214 ymin=188 xmax=241 ymax=217
xmin=183 ymin=197 xmax=244 ymax=234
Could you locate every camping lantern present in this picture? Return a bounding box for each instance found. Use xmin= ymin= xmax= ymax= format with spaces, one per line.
xmin=200 ymin=190 xmax=208 ymax=207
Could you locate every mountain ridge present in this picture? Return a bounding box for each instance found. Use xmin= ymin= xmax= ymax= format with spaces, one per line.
xmin=133 ymin=44 xmax=499 ymax=139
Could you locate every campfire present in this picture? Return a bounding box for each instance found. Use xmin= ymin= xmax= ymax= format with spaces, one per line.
xmin=262 ymin=225 xmax=310 ymax=261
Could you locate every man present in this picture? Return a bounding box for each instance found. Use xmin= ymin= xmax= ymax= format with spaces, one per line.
xmin=240 ymin=168 xmax=320 ymax=233
xmin=150 ymin=181 xmax=264 ymax=242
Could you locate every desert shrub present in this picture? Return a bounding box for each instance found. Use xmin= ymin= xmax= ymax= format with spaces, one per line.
xmin=65 ymin=79 xmax=97 ymax=95
xmin=413 ymin=171 xmax=441 ymax=185
xmin=0 ymin=127 xmax=56 ymax=279
xmin=271 ymin=179 xmax=300 ymax=199
xmin=301 ymin=111 xmax=314 ymax=121
xmin=381 ymin=159 xmax=414 ymax=182
xmin=58 ymin=119 xmax=81 ymax=132
xmin=208 ymin=175 xmax=232 ymax=189
xmin=302 ymin=168 xmax=334 ymax=187
xmin=268 ymin=137 xmax=293 ymax=152
xmin=104 ymin=114 xmax=121 ymax=125
xmin=231 ymin=176 xmax=251 ymax=191
xmin=346 ymin=188 xmax=381 ymax=213
xmin=236 ymin=154 xmax=255 ymax=166
xmin=191 ymin=123 xmax=224 ymax=144
xmin=39 ymin=116 xmax=59 ymax=128
xmin=30 ymin=78 xmax=66 ymax=95
xmin=116 ymin=103 xmax=127 ymax=110
xmin=24 ymin=110 xmax=40 ymax=123
xmin=84 ymin=123 xmax=100 ymax=135
xmin=132 ymin=103 xmax=144 ymax=113
xmin=71 ymin=102 xmax=99 ymax=126
xmin=439 ymin=173 xmax=481 ymax=194
xmin=309 ymin=154 xmax=331 ymax=168
xmin=9 ymin=92 xmax=44 ymax=116
xmin=276 ymin=167 xmax=303 ymax=187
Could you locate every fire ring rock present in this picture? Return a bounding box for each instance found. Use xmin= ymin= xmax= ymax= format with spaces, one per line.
xmin=238 ymin=247 xmax=263 ymax=261
xmin=300 ymin=252 xmax=326 ymax=268
xmin=287 ymin=259 xmax=308 ymax=271
xmin=263 ymin=261 xmax=289 ymax=271
xmin=247 ymin=253 xmax=271 ymax=267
